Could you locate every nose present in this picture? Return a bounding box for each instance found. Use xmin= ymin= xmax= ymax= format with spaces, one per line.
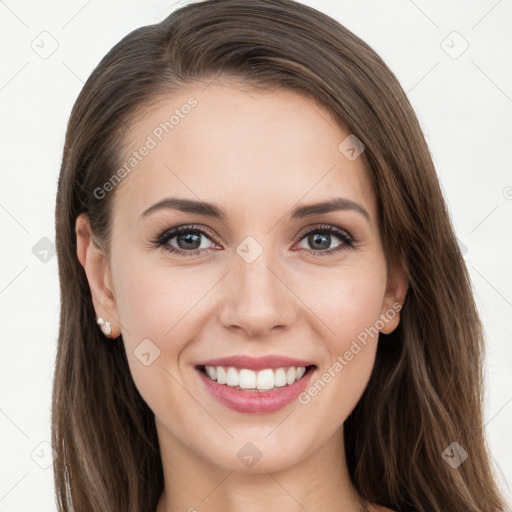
xmin=218 ymin=244 xmax=298 ymax=338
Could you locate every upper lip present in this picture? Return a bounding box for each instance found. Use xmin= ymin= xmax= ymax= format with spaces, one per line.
xmin=196 ymin=355 xmax=315 ymax=371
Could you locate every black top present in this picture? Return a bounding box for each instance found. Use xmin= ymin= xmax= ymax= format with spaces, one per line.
xmin=362 ymin=500 xmax=422 ymax=512
xmin=382 ymin=504 xmax=421 ymax=512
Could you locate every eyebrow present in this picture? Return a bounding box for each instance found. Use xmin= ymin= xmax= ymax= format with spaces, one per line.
xmin=138 ymin=197 xmax=371 ymax=224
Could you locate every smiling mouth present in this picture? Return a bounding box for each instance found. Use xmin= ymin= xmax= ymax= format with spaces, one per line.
xmin=197 ymin=364 xmax=316 ymax=392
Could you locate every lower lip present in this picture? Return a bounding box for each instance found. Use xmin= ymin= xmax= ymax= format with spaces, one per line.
xmin=197 ymin=367 xmax=315 ymax=414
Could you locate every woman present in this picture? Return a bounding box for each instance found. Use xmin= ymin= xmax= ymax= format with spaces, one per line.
xmin=52 ymin=0 xmax=508 ymax=511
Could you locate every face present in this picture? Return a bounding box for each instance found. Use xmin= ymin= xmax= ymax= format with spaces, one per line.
xmin=78 ymin=82 xmax=407 ymax=474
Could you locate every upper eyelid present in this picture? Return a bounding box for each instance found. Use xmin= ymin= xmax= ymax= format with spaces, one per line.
xmin=157 ymin=223 xmax=354 ymax=246
xmin=296 ymin=224 xmax=352 ymax=239
xmin=161 ymin=224 xmax=218 ymax=242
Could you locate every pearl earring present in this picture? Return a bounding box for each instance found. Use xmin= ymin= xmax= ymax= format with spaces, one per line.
xmin=96 ymin=317 xmax=112 ymax=338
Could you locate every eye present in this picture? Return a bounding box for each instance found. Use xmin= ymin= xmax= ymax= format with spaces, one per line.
xmin=151 ymin=225 xmax=219 ymax=257
xmin=294 ymin=224 xmax=355 ymax=256
xmin=151 ymin=223 xmax=356 ymax=258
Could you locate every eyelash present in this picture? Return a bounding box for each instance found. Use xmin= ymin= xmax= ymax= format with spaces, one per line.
xmin=150 ymin=223 xmax=357 ymax=258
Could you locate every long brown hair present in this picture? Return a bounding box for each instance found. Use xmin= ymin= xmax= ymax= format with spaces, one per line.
xmin=52 ymin=1 xmax=508 ymax=510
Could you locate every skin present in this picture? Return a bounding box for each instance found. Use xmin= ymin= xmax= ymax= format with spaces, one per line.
xmin=76 ymin=82 xmax=408 ymax=512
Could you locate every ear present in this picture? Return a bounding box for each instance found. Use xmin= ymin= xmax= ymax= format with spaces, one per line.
xmin=379 ymin=258 xmax=408 ymax=334
xmin=75 ymin=213 xmax=121 ymax=338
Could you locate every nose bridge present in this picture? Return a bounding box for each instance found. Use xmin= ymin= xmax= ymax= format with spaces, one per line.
xmin=219 ymin=235 xmax=296 ymax=335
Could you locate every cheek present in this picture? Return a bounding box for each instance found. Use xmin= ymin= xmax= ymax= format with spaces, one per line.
xmin=306 ymin=262 xmax=388 ymax=349
xmin=296 ymin=265 xmax=387 ymax=418
xmin=113 ymin=251 xmax=205 ymax=343
xmin=113 ymin=264 xmax=195 ymax=416
xmin=112 ymin=256 xmax=218 ymax=384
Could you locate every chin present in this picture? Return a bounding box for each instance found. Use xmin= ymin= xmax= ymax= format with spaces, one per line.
xmin=197 ymin=433 xmax=316 ymax=474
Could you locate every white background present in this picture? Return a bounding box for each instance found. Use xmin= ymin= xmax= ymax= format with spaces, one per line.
xmin=1 ymin=0 xmax=511 ymax=510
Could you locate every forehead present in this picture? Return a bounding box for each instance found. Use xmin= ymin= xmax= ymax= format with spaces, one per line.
xmin=112 ymin=83 xmax=376 ymax=225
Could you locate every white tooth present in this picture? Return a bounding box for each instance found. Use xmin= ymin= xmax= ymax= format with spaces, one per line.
xmin=274 ymin=368 xmax=287 ymax=387
xmin=206 ymin=366 xmax=216 ymax=380
xmin=239 ymin=369 xmax=257 ymax=389
xmin=296 ymin=366 xmax=306 ymax=379
xmin=226 ymin=367 xmax=239 ymax=387
xmin=216 ymin=366 xmax=227 ymax=384
xmin=286 ymin=367 xmax=297 ymax=385
xmin=257 ymin=368 xmax=275 ymax=390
